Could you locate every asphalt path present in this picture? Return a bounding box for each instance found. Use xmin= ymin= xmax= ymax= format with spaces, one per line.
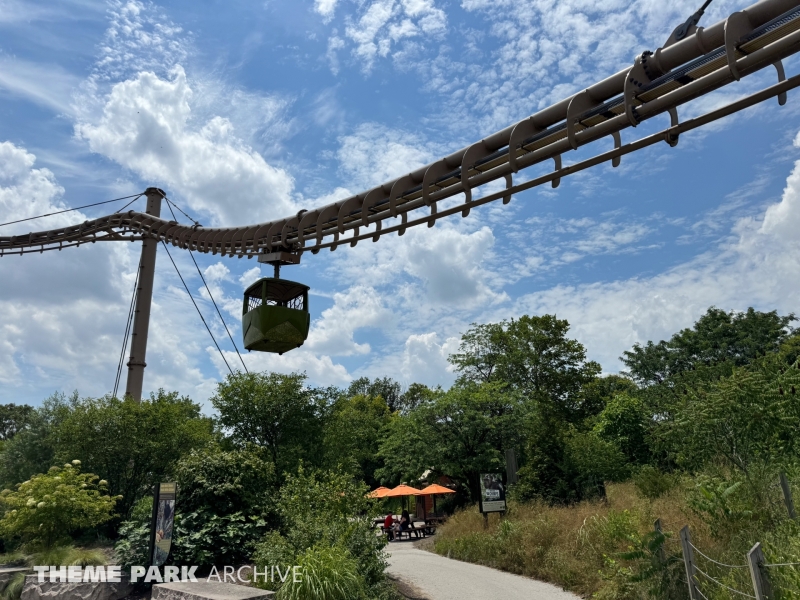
xmin=386 ymin=540 xmax=581 ymax=600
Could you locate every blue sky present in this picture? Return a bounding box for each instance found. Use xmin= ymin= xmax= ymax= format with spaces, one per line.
xmin=2 ymin=0 xmax=800 ymax=408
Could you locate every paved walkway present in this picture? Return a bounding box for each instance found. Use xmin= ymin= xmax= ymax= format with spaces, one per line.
xmin=386 ymin=540 xmax=580 ymax=600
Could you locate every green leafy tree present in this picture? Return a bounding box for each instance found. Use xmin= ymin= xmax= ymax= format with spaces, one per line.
xmin=594 ymin=393 xmax=651 ymax=465
xmin=171 ymin=445 xmax=275 ymax=565
xmin=212 ymin=372 xmax=324 ymax=475
xmin=0 ymin=462 xmax=118 ymax=548
xmin=347 ymin=377 xmax=402 ymax=412
xmin=253 ymin=467 xmax=388 ymax=597
xmin=323 ymin=394 xmax=391 ymax=487
xmin=450 ymin=315 xmax=601 ymax=421
xmin=54 ymin=391 xmax=212 ymax=519
xmin=0 ymin=393 xmax=72 ymax=487
xmin=396 ymin=383 xmax=436 ymax=414
xmin=377 ymin=382 xmax=522 ymax=501
xmin=0 ymin=404 xmax=34 ymax=441
xmin=622 ymin=307 xmax=795 ymax=386
xmin=665 ymin=358 xmax=800 ymax=475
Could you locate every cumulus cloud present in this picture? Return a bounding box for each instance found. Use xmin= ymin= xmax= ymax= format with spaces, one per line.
xmin=307 ymin=286 xmax=394 ymax=356
xmin=315 ymin=0 xmax=340 ymax=23
xmin=506 ymin=156 xmax=800 ymax=373
xmin=75 ymin=67 xmax=296 ymax=227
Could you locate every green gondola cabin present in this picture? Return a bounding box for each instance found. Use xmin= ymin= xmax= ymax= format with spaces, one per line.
xmin=242 ymin=277 xmax=310 ymax=354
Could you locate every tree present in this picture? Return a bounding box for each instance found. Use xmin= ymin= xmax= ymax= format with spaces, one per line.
xmin=396 ymin=383 xmax=436 ymax=414
xmin=0 ymin=393 xmax=72 ymax=487
xmin=212 ymin=371 xmax=324 ymax=475
xmin=0 ymin=404 xmax=34 ymax=441
xmin=347 ymin=377 xmax=402 ymax=412
xmin=665 ymin=358 xmax=800 ymax=475
xmin=450 ymin=315 xmax=601 ymax=421
xmin=323 ymin=394 xmax=391 ymax=487
xmin=622 ymin=307 xmax=795 ymax=386
xmin=54 ymin=390 xmax=212 ymax=519
xmin=594 ymin=393 xmax=651 ymax=465
xmin=377 ymin=382 xmax=522 ymax=502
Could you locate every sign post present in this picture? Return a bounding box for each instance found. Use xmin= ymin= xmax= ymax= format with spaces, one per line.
xmin=149 ymin=483 xmax=177 ymax=567
xmin=479 ymin=473 xmax=507 ymax=514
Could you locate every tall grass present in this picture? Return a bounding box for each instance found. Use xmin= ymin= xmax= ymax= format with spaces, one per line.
xmin=433 ymin=481 xmax=793 ymax=599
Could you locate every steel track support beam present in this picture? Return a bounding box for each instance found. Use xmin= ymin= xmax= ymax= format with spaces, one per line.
xmin=124 ymin=187 xmax=164 ymax=402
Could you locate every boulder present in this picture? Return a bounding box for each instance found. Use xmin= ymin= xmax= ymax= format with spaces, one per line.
xmin=152 ymin=581 xmax=275 ymax=600
xmin=19 ymin=574 xmax=133 ymax=600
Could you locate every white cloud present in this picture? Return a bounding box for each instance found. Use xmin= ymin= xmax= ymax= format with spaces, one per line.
xmin=307 ymin=286 xmax=393 ymax=356
xmin=0 ymin=142 xmax=70 ymax=235
xmin=213 ymin=348 xmax=352 ymax=387
xmin=336 ymin=122 xmax=440 ymax=190
xmin=334 ymin=0 xmax=447 ymax=74
xmin=315 ymin=0 xmax=340 ymax=23
xmin=507 ymin=156 xmax=800 ymax=373
xmin=75 ymin=67 xmax=297 ymax=227
xmin=399 ymin=332 xmax=459 ymax=386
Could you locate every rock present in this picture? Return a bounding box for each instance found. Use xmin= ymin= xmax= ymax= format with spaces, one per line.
xmin=152 ymin=581 xmax=275 ymax=600
xmin=0 ymin=567 xmax=30 ymax=585
xmin=20 ymin=574 xmax=133 ymax=600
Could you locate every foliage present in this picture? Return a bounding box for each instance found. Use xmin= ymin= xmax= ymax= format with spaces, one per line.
xmin=275 ymin=543 xmax=365 ymax=600
xmin=323 ymin=394 xmax=391 ymax=487
xmin=632 ymin=466 xmax=677 ymax=500
xmin=173 ymin=511 xmax=267 ymax=566
xmin=253 ymin=467 xmax=387 ymax=597
xmin=346 ymin=377 xmax=402 ymax=413
xmin=621 ymin=307 xmax=795 ymax=386
xmin=450 ymin=315 xmax=601 ymax=420
xmin=595 ymin=393 xmax=651 ymax=465
xmin=212 ymin=372 xmax=324 ymax=475
xmin=514 ymin=417 xmax=628 ymax=503
xmin=377 ymin=381 xmax=522 ymax=501
xmin=0 ymin=463 xmax=118 ymax=548
xmin=175 ymin=445 xmax=274 ymax=517
xmin=0 ymin=572 xmax=24 ymax=600
xmin=53 ymin=391 xmax=212 ymax=519
xmin=686 ymin=476 xmax=753 ymax=538
xmin=0 ymin=404 xmax=34 ymax=442
xmin=114 ymin=519 xmax=149 ymax=570
xmin=0 ymin=393 xmax=72 ymax=488
xmin=665 ymin=359 xmax=800 ymax=473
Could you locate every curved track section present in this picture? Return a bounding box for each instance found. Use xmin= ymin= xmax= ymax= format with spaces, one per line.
xmin=3 ymin=0 xmax=800 ymax=259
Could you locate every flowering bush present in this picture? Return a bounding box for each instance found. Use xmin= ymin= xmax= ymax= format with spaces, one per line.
xmin=0 ymin=461 xmax=119 ymax=548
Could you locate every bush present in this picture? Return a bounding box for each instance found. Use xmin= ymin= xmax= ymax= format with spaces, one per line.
xmin=253 ymin=467 xmax=388 ymax=597
xmin=0 ymin=462 xmax=118 ymax=549
xmin=275 ymin=543 xmax=365 ymax=600
xmin=633 ymin=466 xmax=677 ymax=500
xmin=171 ymin=445 xmax=274 ymax=566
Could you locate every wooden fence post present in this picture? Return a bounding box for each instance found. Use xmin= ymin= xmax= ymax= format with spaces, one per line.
xmin=780 ymin=472 xmax=796 ymax=520
xmin=747 ymin=542 xmax=773 ymax=600
xmin=654 ymin=518 xmax=666 ymax=566
xmin=679 ymin=526 xmax=701 ymax=600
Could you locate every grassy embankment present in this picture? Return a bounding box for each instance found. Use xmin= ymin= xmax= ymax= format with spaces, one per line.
xmin=431 ymin=481 xmax=800 ymax=599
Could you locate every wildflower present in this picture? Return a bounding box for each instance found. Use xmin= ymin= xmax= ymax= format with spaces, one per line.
xmin=71 ymin=460 xmax=81 ymax=466
xmin=99 ymin=480 xmax=108 ymax=487
xmin=37 ymin=502 xmax=45 ymax=509
xmin=26 ymin=498 xmax=36 ymax=507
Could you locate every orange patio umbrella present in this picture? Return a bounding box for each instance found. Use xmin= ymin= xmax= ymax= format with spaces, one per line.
xmin=384 ymin=484 xmax=424 ymax=513
xmin=367 ymin=486 xmax=391 ymax=499
xmin=419 ymin=483 xmax=455 ymax=517
xmin=384 ymin=484 xmax=424 ymax=497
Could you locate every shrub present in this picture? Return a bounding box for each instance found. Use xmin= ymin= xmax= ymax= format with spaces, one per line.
xmin=633 ymin=466 xmax=677 ymax=500
xmin=275 ymin=543 xmax=365 ymax=600
xmin=253 ymin=467 xmax=388 ymax=597
xmin=0 ymin=463 xmax=118 ymax=548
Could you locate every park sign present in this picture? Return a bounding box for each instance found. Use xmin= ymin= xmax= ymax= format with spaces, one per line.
xmin=149 ymin=483 xmax=176 ymax=567
xmin=479 ymin=473 xmax=506 ymax=513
